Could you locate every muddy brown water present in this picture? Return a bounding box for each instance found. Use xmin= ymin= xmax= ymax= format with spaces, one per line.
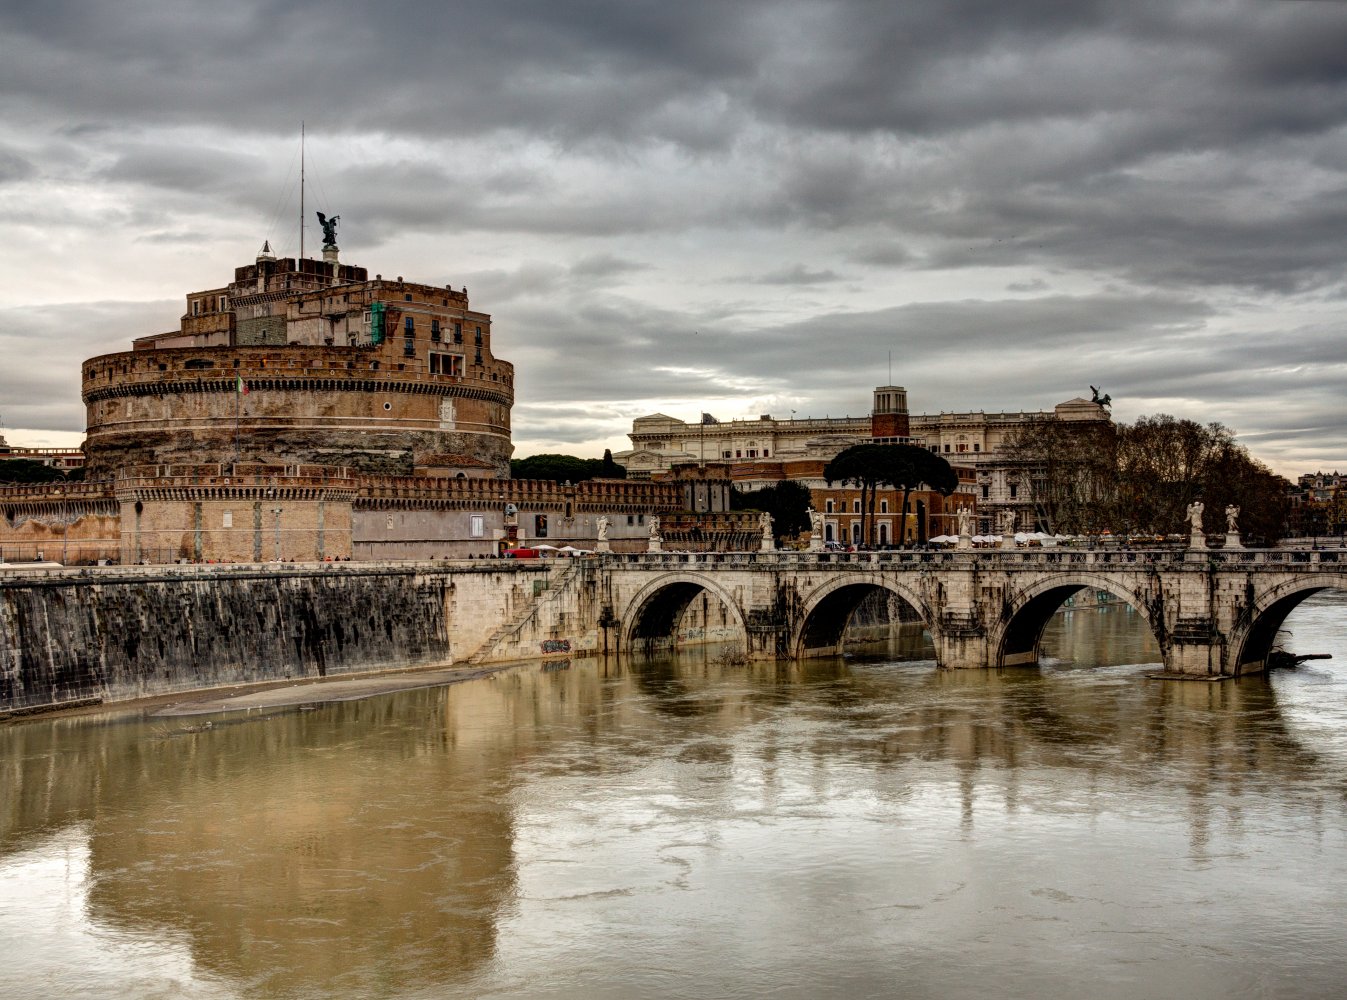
xmin=3 ymin=594 xmax=1346 ymax=999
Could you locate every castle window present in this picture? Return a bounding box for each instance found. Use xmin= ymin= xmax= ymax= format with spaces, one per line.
xmin=825 ymin=499 xmax=834 ymax=513
xmin=431 ymin=319 xmax=440 ymax=342
xmin=853 ymin=500 xmax=861 ymax=513
xmin=880 ymin=500 xmax=888 ymax=513
xmin=404 ymin=316 xmax=415 ymax=335
xmin=981 ymin=485 xmax=989 ymax=499
xmin=454 ymin=322 xmax=462 ymax=343
xmin=470 ymin=515 xmax=484 ymax=537
xmin=763 ymin=449 xmax=769 ymax=457
xmin=475 ymin=326 xmax=483 ymax=346
xmin=429 ymin=353 xmax=464 ymax=377
xmin=191 ymin=300 xmax=200 ymax=315
xmin=1009 ymin=484 xmax=1018 ymax=498
xmin=974 ymin=443 xmax=980 ymax=452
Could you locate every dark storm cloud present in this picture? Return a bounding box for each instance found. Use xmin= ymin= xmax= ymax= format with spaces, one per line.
xmin=2 ymin=0 xmax=1346 ymax=472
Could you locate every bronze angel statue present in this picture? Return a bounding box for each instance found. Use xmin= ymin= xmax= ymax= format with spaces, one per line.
xmin=316 ymin=211 xmax=340 ymax=247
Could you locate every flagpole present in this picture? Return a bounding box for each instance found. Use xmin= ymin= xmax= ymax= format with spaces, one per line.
xmin=299 ymin=121 xmax=305 ymax=261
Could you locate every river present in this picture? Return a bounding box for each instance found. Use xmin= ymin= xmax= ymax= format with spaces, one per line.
xmin=2 ymin=593 xmax=1345 ymax=999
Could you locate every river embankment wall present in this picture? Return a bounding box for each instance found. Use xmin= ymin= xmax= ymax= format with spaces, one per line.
xmin=0 ymin=561 xmax=562 ymax=715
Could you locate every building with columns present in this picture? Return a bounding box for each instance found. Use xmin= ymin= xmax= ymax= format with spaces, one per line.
xmin=615 ymin=386 xmax=1111 ymax=537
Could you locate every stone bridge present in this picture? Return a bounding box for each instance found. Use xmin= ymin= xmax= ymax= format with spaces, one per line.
xmin=487 ymin=547 xmax=1347 ymax=677
xmin=4 ymin=548 xmax=1345 ymax=715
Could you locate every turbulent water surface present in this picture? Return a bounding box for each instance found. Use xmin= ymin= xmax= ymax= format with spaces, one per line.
xmin=3 ymin=594 xmax=1346 ymax=999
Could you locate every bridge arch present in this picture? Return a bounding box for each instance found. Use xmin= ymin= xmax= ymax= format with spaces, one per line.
xmin=995 ymin=572 xmax=1159 ymax=669
xmin=1231 ymin=574 xmax=1347 ymax=673
xmin=792 ymin=574 xmax=931 ymax=659
xmin=619 ymin=573 xmax=748 ymax=652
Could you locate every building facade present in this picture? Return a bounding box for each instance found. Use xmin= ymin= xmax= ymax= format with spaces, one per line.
xmin=84 ymin=245 xmax=513 ymax=480
xmin=615 ymin=387 xmax=1111 ymax=536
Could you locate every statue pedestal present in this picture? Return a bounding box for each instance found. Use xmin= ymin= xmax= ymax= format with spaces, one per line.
xmin=760 ymin=537 xmax=774 ymax=552
xmin=1000 ymin=532 xmax=1016 ymax=550
xmin=1224 ymin=532 xmax=1243 ymax=550
xmin=808 ymin=537 xmax=823 ymax=552
xmin=1189 ymin=532 xmax=1208 ymax=550
xmin=648 ymin=539 xmax=662 ymax=553
xmin=596 ymin=539 xmax=611 ymax=553
xmin=957 ymin=534 xmax=971 ymax=551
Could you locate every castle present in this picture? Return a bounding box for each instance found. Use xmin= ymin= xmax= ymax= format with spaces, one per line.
xmin=2 ymin=240 xmax=689 ymax=564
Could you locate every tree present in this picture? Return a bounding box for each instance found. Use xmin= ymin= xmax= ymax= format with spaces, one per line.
xmin=1003 ymin=413 xmax=1290 ymax=542
xmin=825 ymin=444 xmax=958 ymax=546
xmin=824 ymin=444 xmax=885 ymax=546
xmin=732 ymin=480 xmax=812 ymax=543
xmin=1003 ymin=417 xmax=1118 ymax=534
xmin=0 ymin=459 xmax=68 ymax=485
xmin=511 ymin=452 xmax=624 ymax=482
xmin=599 ymin=448 xmax=625 ymax=479
xmin=873 ymin=445 xmax=958 ymax=544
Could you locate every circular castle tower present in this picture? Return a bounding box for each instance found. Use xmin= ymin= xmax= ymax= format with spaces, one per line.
xmin=82 ymin=242 xmax=514 ymax=480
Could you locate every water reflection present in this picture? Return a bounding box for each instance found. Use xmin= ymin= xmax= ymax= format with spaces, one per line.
xmin=1 ymin=599 xmax=1346 ymax=999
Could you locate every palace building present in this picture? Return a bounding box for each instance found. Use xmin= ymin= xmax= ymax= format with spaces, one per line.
xmin=614 ymin=386 xmax=1111 ymax=539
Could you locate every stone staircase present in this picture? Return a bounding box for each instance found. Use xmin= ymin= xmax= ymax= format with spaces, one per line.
xmin=466 ymin=561 xmax=582 ymax=664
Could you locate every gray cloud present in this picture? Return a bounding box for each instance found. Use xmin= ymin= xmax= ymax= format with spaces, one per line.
xmin=746 ymin=264 xmax=843 ymax=285
xmin=1 ymin=0 xmax=1346 ymax=476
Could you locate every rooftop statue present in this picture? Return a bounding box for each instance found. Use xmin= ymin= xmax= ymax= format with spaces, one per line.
xmin=316 ymin=211 xmax=340 ymax=247
xmin=1090 ymin=385 xmax=1112 ymax=409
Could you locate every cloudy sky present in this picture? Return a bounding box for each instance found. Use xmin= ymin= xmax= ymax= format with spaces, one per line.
xmin=2 ymin=1 xmax=1346 ymax=476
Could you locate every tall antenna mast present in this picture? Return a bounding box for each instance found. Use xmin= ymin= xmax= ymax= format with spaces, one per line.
xmin=299 ymin=121 xmax=305 ymax=260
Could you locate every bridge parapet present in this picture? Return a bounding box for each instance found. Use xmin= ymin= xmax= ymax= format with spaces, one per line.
xmin=605 ymin=547 xmax=1343 ymax=570
xmin=590 ymin=548 xmax=1346 ymax=677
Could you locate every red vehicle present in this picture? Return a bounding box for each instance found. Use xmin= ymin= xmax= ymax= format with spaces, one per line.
xmin=503 ymin=547 xmax=543 ymax=559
